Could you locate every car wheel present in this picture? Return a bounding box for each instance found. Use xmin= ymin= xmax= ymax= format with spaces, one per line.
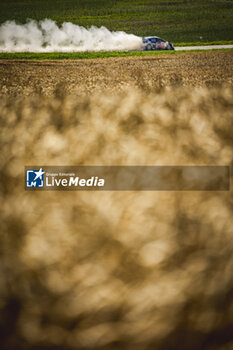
xmin=146 ymin=44 xmax=152 ymax=51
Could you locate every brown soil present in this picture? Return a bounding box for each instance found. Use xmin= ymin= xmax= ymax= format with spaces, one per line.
xmin=0 ymin=51 xmax=233 ymax=96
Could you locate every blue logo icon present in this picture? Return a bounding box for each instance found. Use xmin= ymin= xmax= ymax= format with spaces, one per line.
xmin=26 ymin=168 xmax=45 ymax=188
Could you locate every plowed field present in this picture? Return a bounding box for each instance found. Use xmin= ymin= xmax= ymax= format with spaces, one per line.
xmin=1 ymin=51 xmax=232 ymax=96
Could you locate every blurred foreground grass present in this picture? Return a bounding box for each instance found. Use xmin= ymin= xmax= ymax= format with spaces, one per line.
xmin=0 ymin=84 xmax=233 ymax=349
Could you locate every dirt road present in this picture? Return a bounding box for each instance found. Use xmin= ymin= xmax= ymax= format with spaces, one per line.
xmin=176 ymin=45 xmax=233 ymax=51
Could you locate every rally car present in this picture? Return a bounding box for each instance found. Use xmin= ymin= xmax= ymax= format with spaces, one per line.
xmin=142 ymin=36 xmax=174 ymax=51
